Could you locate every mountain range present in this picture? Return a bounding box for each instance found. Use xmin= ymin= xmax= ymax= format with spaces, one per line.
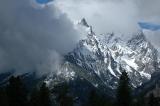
xmin=0 ymin=18 xmax=160 ymax=101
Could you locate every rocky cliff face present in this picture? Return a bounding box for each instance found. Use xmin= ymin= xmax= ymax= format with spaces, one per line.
xmin=45 ymin=19 xmax=159 ymax=93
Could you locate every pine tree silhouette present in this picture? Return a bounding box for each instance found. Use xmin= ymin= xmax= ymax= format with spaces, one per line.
xmin=55 ymin=83 xmax=74 ymax=106
xmin=0 ymin=88 xmax=8 ymax=106
xmin=6 ymin=76 xmax=28 ymax=106
xmin=88 ymin=89 xmax=112 ymax=106
xmin=39 ymin=82 xmax=51 ymax=106
xmin=116 ymin=71 xmax=132 ymax=106
xmin=88 ymin=90 xmax=102 ymax=106
xmin=29 ymin=88 xmax=40 ymax=106
xmin=148 ymin=93 xmax=156 ymax=106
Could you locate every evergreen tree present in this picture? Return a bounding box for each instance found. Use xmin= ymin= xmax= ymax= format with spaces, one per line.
xmin=6 ymin=76 xmax=28 ymax=106
xmin=59 ymin=94 xmax=74 ymax=106
xmin=116 ymin=71 xmax=132 ymax=106
xmin=0 ymin=88 xmax=8 ymax=106
xmin=39 ymin=82 xmax=51 ymax=106
xmin=29 ymin=88 xmax=40 ymax=106
xmin=55 ymin=83 xmax=74 ymax=106
xmin=88 ymin=90 xmax=102 ymax=106
xmin=148 ymin=93 xmax=156 ymax=106
xmin=135 ymin=95 xmax=145 ymax=106
xmin=88 ymin=90 xmax=112 ymax=106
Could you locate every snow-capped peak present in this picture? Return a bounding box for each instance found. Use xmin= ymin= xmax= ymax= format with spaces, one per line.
xmin=65 ymin=19 xmax=159 ymax=89
xmin=46 ymin=19 xmax=159 ymax=92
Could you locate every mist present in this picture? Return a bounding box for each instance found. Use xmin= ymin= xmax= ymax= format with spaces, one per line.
xmin=0 ymin=0 xmax=82 ymax=76
xmin=55 ymin=0 xmax=160 ymax=42
xmin=0 ymin=0 xmax=160 ymax=76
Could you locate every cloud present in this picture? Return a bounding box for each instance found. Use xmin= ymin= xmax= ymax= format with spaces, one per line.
xmin=0 ymin=0 xmax=82 ymax=76
xmin=54 ymin=0 xmax=160 ymax=49
xmin=55 ymin=0 xmax=160 ymax=32
xmin=143 ymin=30 xmax=160 ymax=52
xmin=54 ymin=0 xmax=140 ymax=35
xmin=135 ymin=0 xmax=160 ymax=51
xmin=135 ymin=0 xmax=160 ymax=23
xmin=0 ymin=0 xmax=160 ymax=76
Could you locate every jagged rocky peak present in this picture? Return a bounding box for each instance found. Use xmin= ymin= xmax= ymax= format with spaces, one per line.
xmin=130 ymin=31 xmax=146 ymax=42
xmin=78 ymin=18 xmax=94 ymax=36
xmin=79 ymin=18 xmax=90 ymax=27
xmin=65 ymin=19 xmax=160 ymax=89
xmin=98 ymin=33 xmax=123 ymax=46
xmin=46 ymin=18 xmax=159 ymax=94
xmin=127 ymin=31 xmax=147 ymax=48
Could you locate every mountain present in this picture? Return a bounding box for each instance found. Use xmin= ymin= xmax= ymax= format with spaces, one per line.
xmin=56 ymin=18 xmax=158 ymax=90
xmin=40 ymin=19 xmax=160 ymax=102
xmin=0 ymin=18 xmax=160 ymax=101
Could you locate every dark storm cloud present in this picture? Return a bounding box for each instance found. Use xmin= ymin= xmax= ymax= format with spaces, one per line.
xmin=0 ymin=0 xmax=82 ymax=75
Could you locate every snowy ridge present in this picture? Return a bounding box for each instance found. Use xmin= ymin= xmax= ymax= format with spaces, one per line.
xmin=45 ymin=18 xmax=159 ymax=91
xmin=64 ymin=18 xmax=159 ymax=89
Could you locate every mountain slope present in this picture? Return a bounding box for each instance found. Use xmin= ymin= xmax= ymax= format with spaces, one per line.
xmin=65 ymin=19 xmax=159 ymax=89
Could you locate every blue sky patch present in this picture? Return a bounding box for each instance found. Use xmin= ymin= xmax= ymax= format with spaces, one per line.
xmin=138 ymin=22 xmax=160 ymax=31
xmin=36 ymin=0 xmax=53 ymax=4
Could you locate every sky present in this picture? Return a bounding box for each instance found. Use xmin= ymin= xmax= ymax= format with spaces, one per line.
xmin=36 ymin=0 xmax=53 ymax=4
xmin=0 ymin=0 xmax=82 ymax=75
xmin=53 ymin=0 xmax=160 ymax=50
xmin=138 ymin=22 xmax=160 ymax=31
xmin=0 ymin=0 xmax=160 ymax=76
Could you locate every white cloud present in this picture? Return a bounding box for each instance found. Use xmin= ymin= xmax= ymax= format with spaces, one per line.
xmin=54 ymin=0 xmax=140 ymax=35
xmin=0 ymin=0 xmax=160 ymax=75
xmin=143 ymin=30 xmax=160 ymax=51
xmin=55 ymin=0 xmax=160 ymax=33
xmin=0 ymin=0 xmax=83 ymax=75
